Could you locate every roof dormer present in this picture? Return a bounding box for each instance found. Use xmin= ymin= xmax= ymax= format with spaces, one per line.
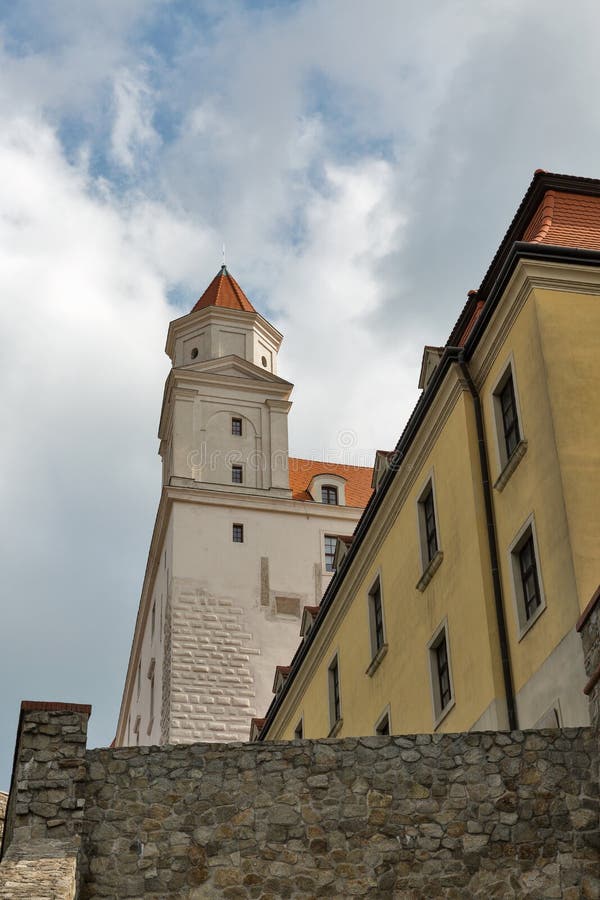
xmin=307 ymin=472 xmax=347 ymax=506
xmin=418 ymin=346 xmax=444 ymax=391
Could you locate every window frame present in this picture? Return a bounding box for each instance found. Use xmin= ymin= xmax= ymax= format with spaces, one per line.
xmin=509 ymin=514 xmax=546 ymax=639
xmin=323 ymin=534 xmax=337 ymax=573
xmin=231 ymin=464 xmax=243 ymax=484
xmin=375 ymin=706 xmax=391 ymax=736
xmin=231 ymin=417 xmax=243 ymax=436
xmin=427 ymin=619 xmax=455 ymax=728
xmin=366 ymin=573 xmax=387 ymax=671
xmin=321 ymin=484 xmax=339 ymax=505
xmin=416 ymin=473 xmax=443 ymax=590
xmin=232 ymin=523 xmax=244 ymax=543
xmin=293 ymin=716 xmax=304 ymax=740
xmin=328 ymin=653 xmax=342 ymax=735
xmin=490 ymin=356 xmax=527 ymax=488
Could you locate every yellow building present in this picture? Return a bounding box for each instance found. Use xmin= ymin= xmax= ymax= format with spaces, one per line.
xmin=258 ymin=170 xmax=600 ymax=742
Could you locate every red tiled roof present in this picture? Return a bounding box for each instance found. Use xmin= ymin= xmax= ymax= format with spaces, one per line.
xmin=522 ymin=190 xmax=600 ymax=250
xmin=191 ymin=266 xmax=256 ymax=314
xmin=288 ymin=457 xmax=374 ymax=507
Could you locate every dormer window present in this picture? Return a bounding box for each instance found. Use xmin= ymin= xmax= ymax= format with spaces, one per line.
xmin=321 ymin=485 xmax=338 ymax=505
xmin=232 ymin=417 xmax=242 ymax=436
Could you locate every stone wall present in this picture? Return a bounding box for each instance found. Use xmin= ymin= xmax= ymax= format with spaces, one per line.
xmin=0 ymin=702 xmax=90 ymax=899
xmin=80 ymin=730 xmax=599 ymax=898
xmin=578 ymin=586 xmax=600 ymax=728
xmin=1 ymin=704 xmax=598 ymax=898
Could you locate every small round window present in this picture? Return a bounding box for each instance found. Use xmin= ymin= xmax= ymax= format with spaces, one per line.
xmin=261 ymin=355 xmax=268 ymax=367
xmin=191 ymin=348 xmax=199 ymax=359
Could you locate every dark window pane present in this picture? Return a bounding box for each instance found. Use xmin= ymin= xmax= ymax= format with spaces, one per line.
xmin=232 ymin=524 xmax=244 ymax=543
xmin=500 ymin=376 xmax=520 ymax=459
xmin=232 ymin=417 xmax=242 ymax=436
xmin=322 ymin=485 xmax=338 ymax=505
xmin=519 ymin=534 xmax=541 ymax=620
xmin=324 ymin=535 xmax=337 ymax=572
xmin=436 ymin=636 xmax=451 ymax=710
xmin=376 ymin=714 xmax=390 ymax=735
xmin=423 ymin=488 xmax=438 ymax=562
xmin=294 ymin=720 xmax=303 ymax=739
xmin=232 ymin=465 xmax=243 ymax=484
xmin=330 ymin=659 xmax=340 ymax=722
xmin=370 ymin=581 xmax=384 ymax=652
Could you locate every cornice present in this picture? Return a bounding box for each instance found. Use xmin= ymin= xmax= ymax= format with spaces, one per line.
xmin=469 ymin=257 xmax=600 ymax=387
xmin=165 ymin=483 xmax=367 ymax=518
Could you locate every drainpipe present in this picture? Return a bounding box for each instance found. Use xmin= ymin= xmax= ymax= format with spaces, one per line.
xmin=458 ymin=353 xmax=518 ymax=731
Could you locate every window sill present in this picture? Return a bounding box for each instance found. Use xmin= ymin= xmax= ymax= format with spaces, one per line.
xmin=365 ymin=643 xmax=388 ymax=677
xmin=517 ymin=601 xmax=546 ymax=642
xmin=432 ymin=697 xmax=455 ymax=731
xmin=494 ymin=440 xmax=528 ymax=492
xmin=416 ymin=550 xmax=444 ymax=593
xmin=328 ymin=718 xmax=343 ymax=738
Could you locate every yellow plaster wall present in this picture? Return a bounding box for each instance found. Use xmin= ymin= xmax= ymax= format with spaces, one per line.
xmin=480 ymin=290 xmax=581 ymax=696
xmin=534 ymin=288 xmax=600 ymax=610
xmin=275 ymin=391 xmax=504 ymax=740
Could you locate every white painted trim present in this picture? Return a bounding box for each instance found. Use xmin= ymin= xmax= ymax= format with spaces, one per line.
xmin=327 ymin=649 xmax=342 ymax=731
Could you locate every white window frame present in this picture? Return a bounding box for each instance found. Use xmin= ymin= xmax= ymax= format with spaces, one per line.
xmin=490 ymin=355 xmax=527 ymax=489
xmin=427 ymin=618 xmax=455 ymax=728
xmin=508 ymin=513 xmax=546 ymax=640
xmin=323 ymin=533 xmax=337 ymax=574
xmin=415 ymin=472 xmax=443 ymax=590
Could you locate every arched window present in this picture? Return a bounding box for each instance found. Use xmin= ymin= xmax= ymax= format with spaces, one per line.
xmin=321 ymin=485 xmax=338 ymax=505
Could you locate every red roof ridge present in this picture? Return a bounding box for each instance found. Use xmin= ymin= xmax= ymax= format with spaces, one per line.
xmin=191 ymin=266 xmax=256 ymax=314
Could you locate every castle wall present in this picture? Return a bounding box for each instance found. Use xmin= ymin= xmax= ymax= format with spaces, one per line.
xmin=1 ymin=703 xmax=598 ymax=898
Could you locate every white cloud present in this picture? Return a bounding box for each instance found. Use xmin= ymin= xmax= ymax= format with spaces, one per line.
xmin=111 ymin=67 xmax=160 ymax=170
xmin=3 ymin=0 xmax=600 ymax=786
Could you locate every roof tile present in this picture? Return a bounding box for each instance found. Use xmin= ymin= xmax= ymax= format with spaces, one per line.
xmin=192 ymin=266 xmax=256 ymax=313
xmin=288 ymin=457 xmax=373 ymax=507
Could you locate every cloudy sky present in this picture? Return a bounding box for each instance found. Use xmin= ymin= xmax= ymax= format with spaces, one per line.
xmin=1 ymin=0 xmax=600 ymax=786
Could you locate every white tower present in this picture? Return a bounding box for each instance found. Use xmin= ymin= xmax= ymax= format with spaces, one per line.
xmin=116 ymin=267 xmax=372 ymax=746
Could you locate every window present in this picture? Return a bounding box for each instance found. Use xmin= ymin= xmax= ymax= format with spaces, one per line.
xmin=294 ymin=719 xmax=303 ymax=740
xmin=417 ymin=478 xmax=442 ymax=589
xmin=151 ymin=600 xmax=156 ymax=641
xmin=133 ymin=715 xmax=141 ymax=747
xmin=510 ymin=519 xmax=545 ymax=635
xmin=232 ymin=417 xmax=242 ymax=436
xmin=324 ymin=535 xmax=337 ymax=572
xmin=421 ymin=486 xmax=438 ymax=563
xmin=492 ymin=363 xmax=526 ymax=484
xmin=375 ymin=711 xmax=390 ymax=736
xmin=232 ymin=523 xmax=244 ymax=543
xmin=136 ymin=662 xmax=141 ymax=699
xmin=499 ymin=375 xmax=520 ymax=460
xmin=149 ymin=672 xmax=155 ymax=724
xmin=368 ymin=576 xmax=385 ymax=658
xmin=328 ymin=655 xmax=341 ymax=730
xmin=321 ymin=485 xmax=338 ymax=505
xmin=428 ymin=622 xmax=454 ymax=725
xmin=232 ymin=464 xmax=243 ymax=484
